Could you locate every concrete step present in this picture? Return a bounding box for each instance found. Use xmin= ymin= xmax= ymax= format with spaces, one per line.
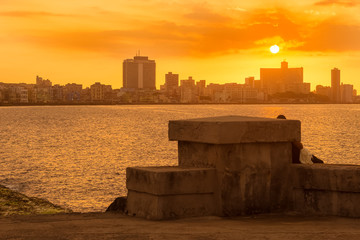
xmin=126 ymin=166 xmax=216 ymax=220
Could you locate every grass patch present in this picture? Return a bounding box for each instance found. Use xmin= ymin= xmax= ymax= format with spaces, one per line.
xmin=0 ymin=184 xmax=72 ymax=216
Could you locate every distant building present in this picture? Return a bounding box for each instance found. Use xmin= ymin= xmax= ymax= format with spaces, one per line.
xmin=341 ymin=83 xmax=353 ymax=103
xmin=35 ymin=76 xmax=52 ymax=103
xmin=6 ymin=85 xmax=28 ymax=103
xmin=331 ymin=68 xmax=341 ymax=103
xmin=196 ymin=80 xmax=206 ymax=97
xmin=164 ymin=72 xmax=179 ymax=96
xmin=220 ymin=83 xmax=261 ymax=103
xmin=123 ymin=56 xmax=156 ymax=90
xmin=243 ymin=86 xmax=261 ymax=103
xmin=302 ymin=83 xmax=311 ymax=94
xmin=207 ymin=83 xmax=224 ymax=102
xmin=26 ymin=84 xmax=37 ymax=103
xmin=180 ymin=77 xmax=196 ymax=103
xmin=7 ymin=85 xmax=18 ymax=103
xmin=260 ymin=61 xmax=310 ymax=95
xmin=63 ymin=83 xmax=82 ymax=102
xmin=254 ymin=80 xmax=261 ymax=89
xmin=103 ymin=84 xmax=113 ymax=101
xmin=223 ymin=83 xmax=242 ymax=102
xmin=19 ymin=87 xmax=29 ymax=103
xmin=52 ymin=84 xmax=64 ymax=102
xmin=0 ymin=85 xmax=4 ymax=102
xmin=316 ymin=85 xmax=331 ymax=99
xmin=0 ymin=83 xmax=30 ymax=104
xmin=81 ymin=87 xmax=91 ymax=102
xmin=245 ymin=77 xmax=255 ymax=88
xmin=36 ymin=75 xmax=52 ymax=87
xmin=90 ymin=82 xmax=105 ymax=101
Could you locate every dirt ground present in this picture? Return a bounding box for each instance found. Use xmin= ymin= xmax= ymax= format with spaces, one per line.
xmin=1 ymin=213 xmax=360 ymax=240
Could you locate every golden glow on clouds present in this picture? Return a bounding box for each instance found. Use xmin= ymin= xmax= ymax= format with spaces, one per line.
xmin=1 ymin=0 xmax=360 ymax=90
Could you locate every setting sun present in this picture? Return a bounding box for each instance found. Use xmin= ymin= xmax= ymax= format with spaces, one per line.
xmin=270 ymin=45 xmax=280 ymax=54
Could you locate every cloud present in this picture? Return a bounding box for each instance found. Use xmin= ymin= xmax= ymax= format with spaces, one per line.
xmin=294 ymin=19 xmax=360 ymax=51
xmin=16 ymin=9 xmax=303 ymax=57
xmin=12 ymin=5 xmax=360 ymax=57
xmin=232 ymin=7 xmax=247 ymax=12
xmin=314 ymin=0 xmax=360 ymax=7
xmin=183 ymin=6 xmax=232 ymax=24
xmin=0 ymin=11 xmax=72 ymax=18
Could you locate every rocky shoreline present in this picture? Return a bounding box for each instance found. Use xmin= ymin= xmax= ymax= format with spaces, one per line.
xmin=0 ymin=184 xmax=72 ymax=216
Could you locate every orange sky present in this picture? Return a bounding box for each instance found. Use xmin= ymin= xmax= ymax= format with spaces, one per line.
xmin=1 ymin=0 xmax=360 ymax=91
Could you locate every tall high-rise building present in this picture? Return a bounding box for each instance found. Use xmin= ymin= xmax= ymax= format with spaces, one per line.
xmin=123 ymin=56 xmax=156 ymax=90
xmin=331 ymin=68 xmax=341 ymax=103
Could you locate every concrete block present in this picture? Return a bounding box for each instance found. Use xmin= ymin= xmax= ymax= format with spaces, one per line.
xmin=217 ymin=143 xmax=272 ymax=216
xmin=126 ymin=166 xmax=216 ymax=195
xmin=169 ymin=115 xmax=301 ymax=144
xmin=126 ymin=190 xmax=216 ymax=220
xmin=124 ymin=115 xmax=360 ymax=219
xmin=270 ymin=142 xmax=293 ymax=210
xmin=178 ymin=141 xmax=293 ymax=215
xmin=292 ymin=164 xmax=360 ymax=192
xmin=293 ymin=164 xmax=360 ymax=217
xmin=293 ymin=189 xmax=360 ymax=218
xmin=178 ymin=142 xmax=219 ymax=167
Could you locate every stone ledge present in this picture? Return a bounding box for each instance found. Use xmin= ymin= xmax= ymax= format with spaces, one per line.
xmin=126 ymin=190 xmax=215 ymax=220
xmin=292 ymin=164 xmax=360 ymax=192
xmin=293 ymin=189 xmax=360 ymax=217
xmin=169 ymin=115 xmax=301 ymax=144
xmin=126 ymin=166 xmax=216 ymax=195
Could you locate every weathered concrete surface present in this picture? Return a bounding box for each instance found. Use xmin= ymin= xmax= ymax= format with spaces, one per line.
xmin=127 ymin=115 xmax=360 ymax=220
xmin=126 ymin=116 xmax=300 ymax=219
xmin=293 ymin=164 xmax=360 ymax=192
xmin=173 ymin=116 xmax=301 ymax=216
xmin=1 ymin=213 xmax=360 ymax=240
xmin=126 ymin=167 xmax=216 ymax=219
xmin=127 ymin=191 xmax=215 ymax=220
xmin=177 ymin=142 xmax=293 ymax=216
xmin=126 ymin=167 xmax=216 ymax=195
xmin=292 ymin=164 xmax=360 ymax=217
xmin=169 ymin=115 xmax=301 ymax=144
xmin=170 ymin=116 xmax=298 ymax=216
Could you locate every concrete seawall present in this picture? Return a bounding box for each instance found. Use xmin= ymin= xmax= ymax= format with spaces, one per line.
xmin=293 ymin=164 xmax=360 ymax=217
xmin=125 ymin=116 xmax=360 ymax=219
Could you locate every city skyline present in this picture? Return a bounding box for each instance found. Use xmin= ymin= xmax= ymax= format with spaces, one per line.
xmin=1 ymin=1 xmax=360 ymax=91
xmin=1 ymin=58 xmax=357 ymax=105
xmin=1 ymin=58 xmax=356 ymax=94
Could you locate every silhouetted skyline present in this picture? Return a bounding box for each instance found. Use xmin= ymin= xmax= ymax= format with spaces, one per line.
xmin=0 ymin=58 xmax=358 ymax=104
